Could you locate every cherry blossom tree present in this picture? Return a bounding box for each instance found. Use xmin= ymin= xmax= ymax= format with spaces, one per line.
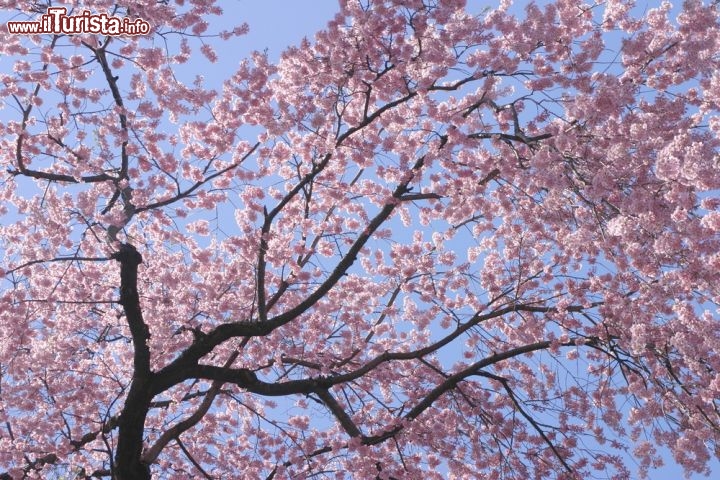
xmin=1 ymin=0 xmax=719 ymax=478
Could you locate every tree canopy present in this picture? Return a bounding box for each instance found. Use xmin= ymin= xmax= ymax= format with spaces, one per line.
xmin=1 ymin=0 xmax=719 ymax=478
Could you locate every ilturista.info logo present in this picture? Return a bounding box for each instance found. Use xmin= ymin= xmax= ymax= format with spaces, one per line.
xmin=7 ymin=7 xmax=150 ymax=35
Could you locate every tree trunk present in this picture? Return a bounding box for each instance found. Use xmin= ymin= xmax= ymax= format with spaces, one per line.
xmin=112 ymin=244 xmax=154 ymax=479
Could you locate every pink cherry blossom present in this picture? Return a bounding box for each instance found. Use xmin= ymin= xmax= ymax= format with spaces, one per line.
xmin=0 ymin=1 xmax=719 ymax=479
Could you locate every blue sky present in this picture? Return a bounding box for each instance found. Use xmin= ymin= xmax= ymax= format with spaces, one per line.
xmin=234 ymin=0 xmax=339 ymax=57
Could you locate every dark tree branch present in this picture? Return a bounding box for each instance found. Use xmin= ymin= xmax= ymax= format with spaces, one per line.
xmin=86 ymin=40 xmax=129 ymax=181
xmin=360 ymin=336 xmax=601 ymax=445
xmin=111 ymin=243 xmax=153 ymax=480
xmin=5 ymin=255 xmax=110 ymax=276
xmin=258 ymin=333 xmax=604 ymax=479
xmin=134 ymin=142 xmax=260 ymax=213
xmin=176 ymin=437 xmax=215 ymax=480
xmin=111 ymin=244 xmax=149 ymax=373
xmin=156 ymin=155 xmax=428 ymax=384
xmin=477 ymin=370 xmax=574 ymax=473
xmin=142 ymin=350 xmax=240 ymax=464
xmin=316 ymin=388 xmax=363 ymax=438
xmin=256 ymin=151 xmax=333 ymax=322
xmin=0 ymin=415 xmax=119 ymax=479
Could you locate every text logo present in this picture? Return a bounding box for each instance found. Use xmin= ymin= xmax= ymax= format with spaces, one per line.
xmin=7 ymin=7 xmax=150 ymax=36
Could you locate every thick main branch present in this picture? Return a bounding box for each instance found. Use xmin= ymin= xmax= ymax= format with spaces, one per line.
xmin=112 ymin=243 xmax=154 ymax=480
